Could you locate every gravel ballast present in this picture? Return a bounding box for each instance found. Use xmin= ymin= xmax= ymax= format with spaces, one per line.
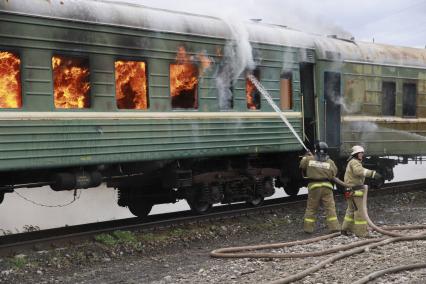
xmin=1 ymin=189 xmax=426 ymax=284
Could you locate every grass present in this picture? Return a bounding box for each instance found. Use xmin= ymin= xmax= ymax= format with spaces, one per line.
xmin=9 ymin=256 xmax=27 ymax=270
xmin=113 ymin=230 xmax=137 ymax=244
xmin=94 ymin=233 xmax=118 ymax=246
xmin=95 ymin=231 xmax=139 ymax=246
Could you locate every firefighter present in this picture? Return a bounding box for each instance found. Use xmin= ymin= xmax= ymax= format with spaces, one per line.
xmin=342 ymin=145 xmax=382 ymax=237
xmin=299 ymin=141 xmax=340 ymax=233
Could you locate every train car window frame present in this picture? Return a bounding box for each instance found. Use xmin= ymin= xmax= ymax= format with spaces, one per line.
xmin=382 ymin=81 xmax=396 ymax=116
xmin=280 ymin=71 xmax=293 ymax=110
xmin=402 ymin=82 xmax=417 ymax=118
xmin=0 ymin=49 xmax=23 ymax=109
xmin=246 ymin=69 xmax=261 ymax=110
xmin=169 ymin=62 xmax=200 ymax=110
xmin=51 ymin=54 xmax=91 ymax=110
xmin=114 ymin=58 xmax=150 ymax=111
xmin=216 ymin=62 xmax=234 ymax=111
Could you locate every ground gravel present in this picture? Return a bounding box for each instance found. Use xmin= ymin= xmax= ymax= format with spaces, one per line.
xmin=1 ymin=189 xmax=426 ymax=284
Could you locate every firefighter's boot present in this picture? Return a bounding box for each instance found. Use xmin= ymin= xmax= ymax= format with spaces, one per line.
xmin=303 ymin=218 xmax=316 ymax=233
xmin=326 ymin=217 xmax=341 ymax=232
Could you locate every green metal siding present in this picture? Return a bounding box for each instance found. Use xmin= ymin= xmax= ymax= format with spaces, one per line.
xmin=0 ymin=12 xmax=305 ymax=171
xmin=0 ymin=117 xmax=302 ymax=170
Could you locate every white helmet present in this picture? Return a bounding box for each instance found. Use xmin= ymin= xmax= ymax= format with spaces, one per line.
xmin=351 ymin=145 xmax=365 ymax=156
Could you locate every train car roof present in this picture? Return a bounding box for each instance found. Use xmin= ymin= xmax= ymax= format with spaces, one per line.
xmin=2 ymin=0 xmax=426 ymax=69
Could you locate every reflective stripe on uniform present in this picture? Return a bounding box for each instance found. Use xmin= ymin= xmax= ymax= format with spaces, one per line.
xmin=344 ymin=216 xmax=354 ymax=222
xmin=304 ymin=218 xmax=316 ymax=223
xmin=354 ymin=220 xmax=367 ymax=225
xmin=363 ymin=169 xmax=369 ymax=177
xmin=353 ymin=190 xmax=364 ymax=197
xmin=327 ymin=216 xmax=337 ymax=221
xmin=308 ymin=182 xmax=333 ymax=190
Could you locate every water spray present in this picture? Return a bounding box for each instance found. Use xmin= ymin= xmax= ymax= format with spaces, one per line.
xmin=247 ymin=74 xmax=309 ymax=152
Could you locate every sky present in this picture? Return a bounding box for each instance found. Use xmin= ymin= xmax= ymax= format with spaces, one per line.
xmin=114 ymin=0 xmax=426 ymax=48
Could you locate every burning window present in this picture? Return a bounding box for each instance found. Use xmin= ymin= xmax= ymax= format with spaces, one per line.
xmin=246 ymin=69 xmax=261 ymax=110
xmin=402 ymin=83 xmax=417 ymax=117
xmin=170 ymin=47 xmax=200 ymax=109
xmin=115 ymin=60 xmax=148 ymax=109
xmin=52 ymin=55 xmax=90 ymax=109
xmin=0 ymin=51 xmax=22 ymax=108
xmin=280 ymin=71 xmax=293 ymax=110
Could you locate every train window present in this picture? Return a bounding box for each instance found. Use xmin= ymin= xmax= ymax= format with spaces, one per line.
xmin=280 ymin=71 xmax=293 ymax=110
xmin=216 ymin=63 xmax=234 ymax=110
xmin=170 ymin=63 xmax=199 ymax=109
xmin=402 ymin=83 xmax=417 ymax=117
xmin=218 ymin=85 xmax=234 ymax=110
xmin=115 ymin=60 xmax=148 ymax=109
xmin=382 ymin=82 xmax=396 ymax=116
xmin=246 ymin=69 xmax=261 ymax=110
xmin=0 ymin=51 xmax=22 ymax=108
xmin=52 ymin=55 xmax=90 ymax=109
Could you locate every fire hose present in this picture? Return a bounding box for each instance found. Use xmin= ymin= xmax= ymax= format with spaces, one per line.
xmin=210 ymin=178 xmax=426 ymax=283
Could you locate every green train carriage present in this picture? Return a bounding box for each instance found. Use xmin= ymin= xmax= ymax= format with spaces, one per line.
xmin=0 ymin=0 xmax=307 ymax=215
xmin=314 ymin=40 xmax=426 ymax=181
xmin=1 ymin=0 xmax=426 ymax=217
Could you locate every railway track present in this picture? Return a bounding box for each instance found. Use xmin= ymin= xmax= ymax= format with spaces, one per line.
xmin=1 ymin=178 xmax=426 ymax=257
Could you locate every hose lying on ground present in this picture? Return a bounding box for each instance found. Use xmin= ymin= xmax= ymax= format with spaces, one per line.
xmin=352 ymin=263 xmax=426 ymax=284
xmin=210 ymin=179 xmax=426 ymax=283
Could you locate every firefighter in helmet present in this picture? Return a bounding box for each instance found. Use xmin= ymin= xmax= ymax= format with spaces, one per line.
xmin=299 ymin=141 xmax=340 ymax=233
xmin=342 ymin=145 xmax=382 ymax=237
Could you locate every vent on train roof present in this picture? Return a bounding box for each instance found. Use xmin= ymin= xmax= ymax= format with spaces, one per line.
xmin=299 ymin=49 xmax=315 ymax=63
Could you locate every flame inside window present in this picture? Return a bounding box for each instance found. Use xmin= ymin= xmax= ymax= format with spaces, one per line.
xmin=170 ymin=63 xmax=199 ymax=109
xmin=115 ymin=60 xmax=148 ymax=109
xmin=0 ymin=51 xmax=22 ymax=108
xmin=170 ymin=46 xmax=201 ymax=109
xmin=246 ymin=69 xmax=261 ymax=110
xmin=52 ymin=55 xmax=90 ymax=109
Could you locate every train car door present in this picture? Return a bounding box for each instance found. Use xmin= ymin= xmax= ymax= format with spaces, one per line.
xmin=300 ymin=63 xmax=316 ymax=149
xmin=324 ymin=72 xmax=341 ymax=149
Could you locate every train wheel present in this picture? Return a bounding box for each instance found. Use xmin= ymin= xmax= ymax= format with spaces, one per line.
xmin=247 ymin=195 xmax=264 ymax=207
xmin=187 ymin=199 xmax=212 ymax=214
xmin=284 ymin=181 xmax=300 ymax=196
xmin=127 ymin=200 xmax=153 ymax=218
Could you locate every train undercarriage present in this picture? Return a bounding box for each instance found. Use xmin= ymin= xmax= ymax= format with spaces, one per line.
xmin=108 ymin=155 xmax=285 ymax=217
xmin=0 ymin=153 xmax=415 ymax=218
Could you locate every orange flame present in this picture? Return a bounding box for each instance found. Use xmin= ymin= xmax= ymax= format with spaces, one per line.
xmin=0 ymin=51 xmax=22 ymax=108
xmin=170 ymin=63 xmax=199 ymax=97
xmin=115 ymin=60 xmax=148 ymax=109
xmin=52 ymin=55 xmax=90 ymax=109
xmin=246 ymin=77 xmax=257 ymax=110
xmin=170 ymin=47 xmax=213 ymax=109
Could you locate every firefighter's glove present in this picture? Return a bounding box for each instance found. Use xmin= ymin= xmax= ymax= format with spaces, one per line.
xmin=343 ymin=188 xmax=353 ymax=199
xmin=373 ymin=172 xmax=383 ymax=180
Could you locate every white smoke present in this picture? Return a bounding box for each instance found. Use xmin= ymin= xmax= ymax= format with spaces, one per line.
xmin=212 ymin=14 xmax=256 ymax=110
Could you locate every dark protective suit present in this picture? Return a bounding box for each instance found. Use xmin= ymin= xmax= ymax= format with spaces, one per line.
xmin=299 ymin=154 xmax=340 ymax=233
xmin=342 ymin=158 xmax=376 ymax=237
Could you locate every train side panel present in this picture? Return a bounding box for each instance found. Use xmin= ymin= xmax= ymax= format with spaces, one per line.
xmin=0 ymin=11 xmax=304 ymax=172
